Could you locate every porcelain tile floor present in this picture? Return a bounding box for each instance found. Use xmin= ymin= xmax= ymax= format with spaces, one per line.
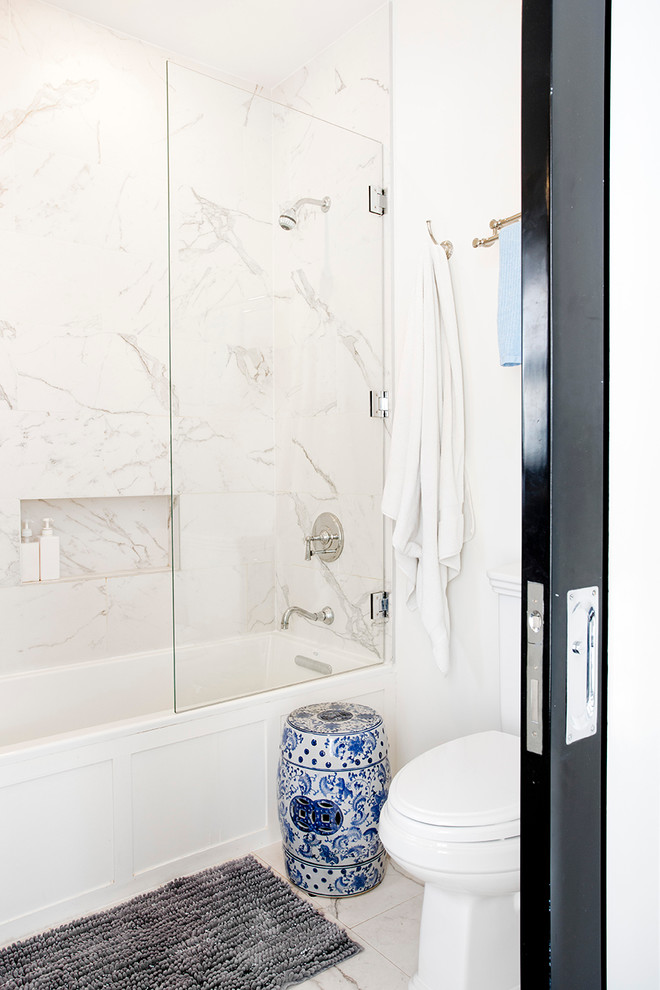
xmin=253 ymin=842 xmax=423 ymax=989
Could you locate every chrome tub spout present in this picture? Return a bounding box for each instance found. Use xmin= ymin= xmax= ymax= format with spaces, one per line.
xmin=281 ymin=605 xmax=334 ymax=630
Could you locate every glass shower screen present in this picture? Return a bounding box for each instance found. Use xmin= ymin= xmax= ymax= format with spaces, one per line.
xmin=167 ymin=61 xmax=387 ymax=711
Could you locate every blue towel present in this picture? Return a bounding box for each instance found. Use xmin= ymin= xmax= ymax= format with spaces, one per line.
xmin=497 ymin=221 xmax=521 ymax=366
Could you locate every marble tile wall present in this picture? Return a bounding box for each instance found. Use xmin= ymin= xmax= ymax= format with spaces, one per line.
xmin=271 ymin=106 xmax=386 ymax=660
xmin=271 ymin=5 xmax=391 ymax=148
xmin=0 ymin=0 xmax=391 ymax=687
xmin=167 ymin=63 xmax=276 ymax=650
xmin=0 ymin=0 xmax=171 ymax=673
xmin=271 ymin=6 xmax=392 ymax=662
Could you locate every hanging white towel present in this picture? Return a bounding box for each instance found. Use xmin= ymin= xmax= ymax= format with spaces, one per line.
xmin=382 ymin=240 xmax=474 ymax=673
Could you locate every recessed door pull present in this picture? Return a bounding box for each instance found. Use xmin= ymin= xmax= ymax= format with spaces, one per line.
xmin=526 ymin=582 xmax=544 ymax=755
xmin=566 ymin=587 xmax=599 ymax=745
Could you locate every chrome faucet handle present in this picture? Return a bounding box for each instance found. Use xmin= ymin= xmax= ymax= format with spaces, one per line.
xmin=304 ymin=529 xmax=335 ymax=560
xmin=304 ymin=513 xmax=344 ymax=563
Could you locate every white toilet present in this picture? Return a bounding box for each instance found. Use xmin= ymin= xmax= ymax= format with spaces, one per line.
xmin=379 ymin=564 xmax=521 ymax=990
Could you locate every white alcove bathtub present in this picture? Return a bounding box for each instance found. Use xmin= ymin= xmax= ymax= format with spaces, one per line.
xmin=0 ymin=635 xmax=394 ymax=947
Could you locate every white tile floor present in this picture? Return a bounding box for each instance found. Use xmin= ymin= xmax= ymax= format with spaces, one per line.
xmin=253 ymin=842 xmax=423 ymax=989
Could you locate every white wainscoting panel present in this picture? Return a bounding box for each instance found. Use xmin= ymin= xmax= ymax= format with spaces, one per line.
xmin=0 ymin=761 xmax=114 ymax=923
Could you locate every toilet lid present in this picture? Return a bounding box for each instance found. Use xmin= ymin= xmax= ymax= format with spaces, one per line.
xmin=388 ymin=731 xmax=520 ymax=829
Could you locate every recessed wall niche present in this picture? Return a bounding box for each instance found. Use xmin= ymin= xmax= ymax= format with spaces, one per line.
xmin=20 ymin=496 xmax=172 ymax=583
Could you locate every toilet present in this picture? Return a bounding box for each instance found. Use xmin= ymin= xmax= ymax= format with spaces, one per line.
xmin=379 ymin=564 xmax=521 ymax=990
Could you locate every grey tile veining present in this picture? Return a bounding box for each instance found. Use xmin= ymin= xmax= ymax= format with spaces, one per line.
xmin=353 ymin=894 xmax=424 ymax=977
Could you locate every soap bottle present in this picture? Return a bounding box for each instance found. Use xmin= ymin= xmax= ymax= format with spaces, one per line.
xmin=39 ymin=517 xmax=60 ymax=580
xmin=20 ymin=520 xmax=40 ymax=582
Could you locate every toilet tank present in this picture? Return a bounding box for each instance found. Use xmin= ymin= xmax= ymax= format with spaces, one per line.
xmin=488 ymin=563 xmax=522 ymax=735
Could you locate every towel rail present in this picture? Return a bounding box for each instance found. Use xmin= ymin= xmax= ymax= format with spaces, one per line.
xmin=426 ymin=220 xmax=453 ymax=259
xmin=472 ymin=211 xmax=521 ymax=248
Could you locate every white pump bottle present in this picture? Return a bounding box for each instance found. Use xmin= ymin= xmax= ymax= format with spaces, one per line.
xmin=39 ymin=517 xmax=60 ymax=580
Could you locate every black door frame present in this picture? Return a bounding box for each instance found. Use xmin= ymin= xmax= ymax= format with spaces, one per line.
xmin=521 ymin=0 xmax=609 ymax=986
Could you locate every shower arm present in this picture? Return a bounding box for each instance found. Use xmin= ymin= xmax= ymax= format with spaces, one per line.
xmin=291 ymin=196 xmax=331 ymax=213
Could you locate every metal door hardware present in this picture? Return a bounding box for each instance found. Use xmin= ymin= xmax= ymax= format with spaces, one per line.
xmin=370 ymin=390 xmax=389 ymax=418
xmin=304 ymin=513 xmax=344 ymax=562
xmin=526 ymin=581 xmax=544 ymax=755
xmin=370 ymin=591 xmax=390 ymax=620
xmin=369 ymin=186 xmax=388 ymax=215
xmin=566 ymin=587 xmax=599 ymax=744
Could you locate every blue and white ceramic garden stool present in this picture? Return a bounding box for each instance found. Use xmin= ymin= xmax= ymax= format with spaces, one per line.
xmin=277 ymin=701 xmax=391 ymax=896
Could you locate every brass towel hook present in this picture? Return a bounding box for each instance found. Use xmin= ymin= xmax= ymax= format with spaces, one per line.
xmin=426 ymin=220 xmax=453 ymax=259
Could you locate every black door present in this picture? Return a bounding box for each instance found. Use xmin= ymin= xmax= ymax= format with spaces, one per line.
xmin=521 ymin=0 xmax=609 ymax=986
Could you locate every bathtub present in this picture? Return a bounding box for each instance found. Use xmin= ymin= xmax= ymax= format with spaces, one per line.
xmin=0 ymin=632 xmax=380 ymax=749
xmin=0 ymin=634 xmax=394 ymax=946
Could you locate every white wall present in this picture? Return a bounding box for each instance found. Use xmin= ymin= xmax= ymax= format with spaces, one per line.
xmin=391 ymin=0 xmax=522 ymax=765
xmin=608 ymin=0 xmax=660 ymax=985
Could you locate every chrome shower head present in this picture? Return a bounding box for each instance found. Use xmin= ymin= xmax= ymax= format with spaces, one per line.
xmin=279 ymin=211 xmax=297 ymax=230
xmin=278 ymin=196 xmax=331 ymax=231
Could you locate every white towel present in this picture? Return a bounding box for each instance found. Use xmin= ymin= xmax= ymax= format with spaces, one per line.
xmin=382 ymin=241 xmax=474 ymax=672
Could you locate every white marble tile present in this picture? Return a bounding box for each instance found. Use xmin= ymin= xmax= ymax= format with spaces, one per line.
xmin=104 ymin=253 xmax=169 ymax=354
xmin=353 ymin=894 xmax=424 ymax=977
xmin=21 ymin=496 xmax=171 ymax=577
xmin=168 ymin=69 xmax=274 ymax=407
xmin=0 ymin=0 xmax=10 ymax=50
xmin=0 ymin=142 xmax=165 ymax=258
xmin=0 ymin=241 xmax=169 ymax=425
xmin=272 ymin=113 xmax=383 ymax=378
xmin=0 ymin=47 xmax=100 ymax=163
xmin=173 ymin=563 xmax=246 ymax=647
xmin=0 ymin=577 xmax=108 ymax=675
xmin=316 ymin=872 xmax=422 ymax=933
xmin=3 ymin=0 xmax=166 ymax=174
xmin=0 ymin=317 xmax=17 ymax=410
xmin=275 ymin=413 xmax=383 ymax=499
xmin=106 ymin=570 xmax=173 ymax=656
xmin=0 ymin=230 xmax=111 ymax=331
xmin=246 ymin=560 xmax=276 ymax=632
xmin=167 ymin=63 xmax=272 ymax=224
xmin=171 ymin=298 xmax=273 ymax=421
xmin=177 ymin=492 xmax=274 ymax=571
xmin=254 ymin=840 xmax=288 ymax=876
xmin=271 ymin=6 xmax=391 ymax=145
xmin=170 ymin=187 xmax=272 ymax=329
xmin=172 ymin=413 xmax=274 ymax=495
xmin=14 ymin=324 xmax=170 ymax=417
xmin=0 ymin=497 xmax=20 ymax=586
xmin=0 ymin=410 xmax=170 ymax=499
xmin=273 ymin=332 xmax=337 ymax=420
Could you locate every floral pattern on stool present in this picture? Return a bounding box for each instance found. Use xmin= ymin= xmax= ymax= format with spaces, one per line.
xmin=277 ymin=701 xmax=391 ymax=896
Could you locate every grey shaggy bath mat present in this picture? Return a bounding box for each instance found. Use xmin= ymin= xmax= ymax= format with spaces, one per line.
xmin=0 ymin=855 xmax=362 ymax=989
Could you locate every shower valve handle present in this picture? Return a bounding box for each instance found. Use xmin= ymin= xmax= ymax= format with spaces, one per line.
xmin=305 ymin=529 xmax=336 ymax=560
xmin=303 ymin=512 xmax=345 ymax=563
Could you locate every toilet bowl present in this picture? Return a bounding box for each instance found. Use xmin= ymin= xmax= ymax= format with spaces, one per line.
xmin=379 ymin=730 xmax=521 ymax=990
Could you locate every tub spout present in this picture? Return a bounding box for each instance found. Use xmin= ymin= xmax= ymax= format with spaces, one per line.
xmin=281 ymin=605 xmax=334 ymax=630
